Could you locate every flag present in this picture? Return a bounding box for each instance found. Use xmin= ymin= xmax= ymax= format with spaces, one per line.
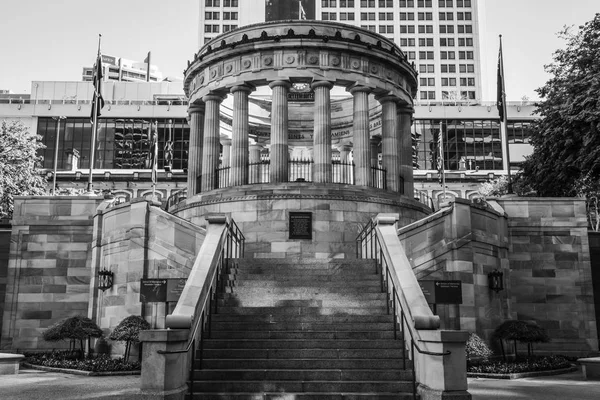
xmin=90 ymin=54 xmax=104 ymax=123
xmin=497 ymin=35 xmax=506 ymax=122
xmin=144 ymin=51 xmax=151 ymax=82
xmin=150 ymin=121 xmax=158 ymax=185
xmin=437 ymin=124 xmax=444 ymax=185
xmin=299 ymin=1 xmax=307 ymax=20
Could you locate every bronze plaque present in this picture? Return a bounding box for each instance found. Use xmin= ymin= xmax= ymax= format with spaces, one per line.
xmin=289 ymin=212 xmax=312 ymax=239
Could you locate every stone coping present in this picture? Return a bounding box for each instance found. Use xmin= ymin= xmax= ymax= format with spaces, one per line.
xmin=467 ymin=365 xmax=577 ymax=380
xmin=0 ymin=353 xmax=25 ymax=361
xmin=22 ymin=362 xmax=141 ymax=376
xmin=578 ymin=357 xmax=600 ymax=364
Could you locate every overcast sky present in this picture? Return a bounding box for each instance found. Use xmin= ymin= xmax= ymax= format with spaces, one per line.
xmin=0 ymin=0 xmax=597 ymax=100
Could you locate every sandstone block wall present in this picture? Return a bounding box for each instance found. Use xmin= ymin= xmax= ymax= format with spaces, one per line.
xmin=497 ymin=198 xmax=598 ymax=355
xmin=398 ymin=199 xmax=510 ymax=341
xmin=91 ymin=198 xmax=206 ymax=346
xmin=1 ymin=196 xmax=104 ymax=350
xmin=0 ymin=220 xmax=11 ymax=340
xmin=175 ymin=183 xmax=430 ymax=259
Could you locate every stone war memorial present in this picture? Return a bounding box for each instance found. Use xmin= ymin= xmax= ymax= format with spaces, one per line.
xmin=1 ymin=21 xmax=598 ymax=399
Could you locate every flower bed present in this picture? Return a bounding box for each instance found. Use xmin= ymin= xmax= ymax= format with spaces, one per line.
xmin=24 ymin=352 xmax=140 ymax=373
xmin=468 ymin=355 xmax=572 ymax=375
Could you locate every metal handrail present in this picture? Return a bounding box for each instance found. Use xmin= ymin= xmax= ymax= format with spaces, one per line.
xmin=356 ymin=219 xmax=449 ymax=400
xmin=157 ymin=218 xmax=244 ymax=398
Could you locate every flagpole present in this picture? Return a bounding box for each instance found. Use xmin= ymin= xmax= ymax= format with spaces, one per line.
xmin=498 ymin=34 xmax=512 ymax=193
xmin=87 ymin=34 xmax=102 ymax=193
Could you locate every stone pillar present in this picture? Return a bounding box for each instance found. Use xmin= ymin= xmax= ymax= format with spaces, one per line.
xmin=249 ymin=143 xmax=263 ymax=184
xmin=200 ymin=93 xmax=225 ymax=192
xmin=312 ymin=81 xmax=334 ymax=183
xmin=230 ymin=84 xmax=254 ymax=186
xmin=377 ymin=95 xmax=400 ymax=192
xmin=398 ymin=106 xmax=415 ymax=196
xmin=269 ymin=80 xmax=291 ymax=183
xmin=187 ymin=102 xmax=205 ymax=195
xmin=338 ymin=144 xmax=352 ymax=184
xmin=349 ymin=86 xmax=372 ymax=187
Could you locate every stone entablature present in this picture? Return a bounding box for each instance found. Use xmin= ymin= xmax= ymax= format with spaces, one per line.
xmin=184 ymin=21 xmax=417 ymax=104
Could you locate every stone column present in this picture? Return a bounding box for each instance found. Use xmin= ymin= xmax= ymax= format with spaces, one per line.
xmin=230 ymin=84 xmax=254 ymax=186
xmin=349 ymin=86 xmax=372 ymax=187
xmin=187 ymin=102 xmax=205 ymax=195
xmin=249 ymin=143 xmax=263 ymax=184
xmin=398 ymin=105 xmax=415 ymax=196
xmin=377 ymin=95 xmax=400 ymax=192
xmin=200 ymin=93 xmax=225 ymax=192
xmin=312 ymin=81 xmax=334 ymax=183
xmin=269 ymin=80 xmax=291 ymax=183
xmin=338 ymin=144 xmax=352 ymax=184
xmin=220 ymin=137 xmax=232 ymax=189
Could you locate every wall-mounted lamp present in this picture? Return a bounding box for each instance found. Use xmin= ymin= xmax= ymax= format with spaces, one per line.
xmin=133 ymin=172 xmax=139 ymax=180
xmin=97 ymin=269 xmax=114 ymax=291
xmin=488 ymin=269 xmax=504 ymax=293
xmin=17 ymin=104 xmax=22 ymax=110
xmin=104 ymin=171 xmax=111 ymax=180
xmin=75 ymin=171 xmax=82 ymax=180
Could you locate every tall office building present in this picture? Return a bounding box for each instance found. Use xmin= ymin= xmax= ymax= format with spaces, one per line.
xmin=82 ymin=54 xmax=163 ymax=83
xmin=198 ymin=0 xmax=482 ymax=102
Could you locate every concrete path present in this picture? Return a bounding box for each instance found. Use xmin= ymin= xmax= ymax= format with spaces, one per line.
xmin=0 ymin=367 xmax=599 ymax=399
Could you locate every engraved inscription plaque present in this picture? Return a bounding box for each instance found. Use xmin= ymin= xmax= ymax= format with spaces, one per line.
xmin=289 ymin=212 xmax=312 ymax=239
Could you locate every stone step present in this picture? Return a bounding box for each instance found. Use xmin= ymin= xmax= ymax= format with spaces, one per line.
xmin=231 ymin=258 xmax=376 ymax=267
xmin=210 ymin=322 xmax=396 ymax=332
xmin=189 ymin=393 xmax=416 ymax=400
xmin=208 ymin=330 xmax=397 ymax=340
xmin=223 ymin=272 xmax=380 ymax=280
xmin=210 ymin=314 xmax=394 ymax=323
xmin=219 ymin=292 xmax=386 ymax=301
xmin=192 ymin=380 xmax=413 ymax=394
xmin=226 ymin=280 xmax=383 ymax=288
xmin=217 ymin=307 xmax=389 ymax=315
xmin=203 ymin=339 xmax=403 ymax=350
xmin=201 ymin=348 xmax=404 ymax=360
xmin=194 ymin=369 xmax=412 ymax=382
xmin=216 ymin=299 xmax=387 ymax=308
xmin=200 ymin=358 xmax=411 ymax=370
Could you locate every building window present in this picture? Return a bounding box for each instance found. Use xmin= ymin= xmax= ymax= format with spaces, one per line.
xmin=322 ymin=12 xmax=337 ymax=20
xmin=223 ymin=24 xmax=237 ymax=32
xmin=418 ymin=12 xmax=433 ymax=20
xmin=360 ymin=0 xmax=376 ymax=7
xmin=205 ymin=0 xmax=220 ymax=6
xmin=223 ymin=0 xmax=238 ymax=6
xmin=440 ymin=38 xmax=455 ymax=46
xmin=457 ymin=25 xmax=473 ymax=33
xmin=440 ymin=25 xmax=455 ymax=33
xmin=379 ymin=0 xmax=393 ymax=6
xmin=340 ymin=12 xmax=355 ymax=20
xmin=456 ymin=0 xmax=472 ymax=6
xmin=418 ymin=38 xmax=434 ymax=46
xmin=340 ymin=0 xmax=355 ymax=7
xmin=223 ymin=11 xmax=237 ymax=20
xmin=420 ymin=78 xmax=436 ymax=87
xmin=205 ymin=12 xmax=220 ymax=20
xmin=400 ymin=12 xmax=415 ymax=20
xmin=458 ymin=38 xmax=473 ymax=46
xmin=400 ymin=25 xmax=416 ymax=33
xmin=322 ymin=0 xmax=337 ymax=6
xmin=417 ymin=0 xmax=432 ymax=7
xmin=418 ymin=25 xmax=433 ymax=33
xmin=399 ymin=0 xmax=415 ymax=7
xmin=379 ymin=12 xmax=394 ymax=20
xmin=361 ymin=12 xmax=376 ymax=20
xmin=439 ymin=0 xmax=453 ymax=7
xmin=441 ymin=64 xmax=456 ymax=73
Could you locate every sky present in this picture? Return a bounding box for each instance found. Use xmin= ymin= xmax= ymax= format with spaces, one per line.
xmin=0 ymin=0 xmax=597 ymax=101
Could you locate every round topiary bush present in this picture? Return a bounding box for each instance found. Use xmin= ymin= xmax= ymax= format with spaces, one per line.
xmin=42 ymin=315 xmax=103 ymax=358
xmin=466 ymin=332 xmax=493 ymax=364
xmin=493 ymin=320 xmax=550 ymax=359
xmin=109 ymin=315 xmax=151 ymax=362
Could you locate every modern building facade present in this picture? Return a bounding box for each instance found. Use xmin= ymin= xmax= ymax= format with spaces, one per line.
xmin=82 ymin=54 xmax=163 ymax=83
xmin=198 ymin=0 xmax=483 ymax=103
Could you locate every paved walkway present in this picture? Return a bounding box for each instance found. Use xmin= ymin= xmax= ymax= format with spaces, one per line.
xmin=0 ymin=367 xmax=599 ymax=399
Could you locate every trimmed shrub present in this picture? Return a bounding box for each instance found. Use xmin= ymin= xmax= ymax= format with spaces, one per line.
xmin=42 ymin=316 xmax=103 ymax=358
xmin=468 ymin=355 xmax=571 ymax=374
xmin=109 ymin=315 xmax=151 ymax=362
xmin=493 ymin=320 xmax=550 ymax=359
xmin=466 ymin=332 xmax=493 ymax=364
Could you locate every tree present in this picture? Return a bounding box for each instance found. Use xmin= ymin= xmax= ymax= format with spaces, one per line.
xmin=520 ymin=14 xmax=600 ymax=198
xmin=109 ymin=315 xmax=150 ymax=362
xmin=492 ymin=320 xmax=550 ymax=360
xmin=0 ymin=120 xmax=47 ymax=218
xmin=42 ymin=316 xmax=103 ymax=358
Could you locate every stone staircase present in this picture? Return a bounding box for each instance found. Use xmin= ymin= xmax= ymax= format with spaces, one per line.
xmin=189 ymin=258 xmax=417 ymax=399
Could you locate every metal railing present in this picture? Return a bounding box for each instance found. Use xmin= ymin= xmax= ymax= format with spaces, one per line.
xmin=356 ymin=219 xmax=449 ymax=400
xmin=158 ymin=217 xmax=244 ymax=398
xmin=371 ymin=165 xmax=387 ymax=190
xmin=332 ymin=161 xmax=354 ymax=184
xmin=289 ymin=158 xmax=313 ymax=182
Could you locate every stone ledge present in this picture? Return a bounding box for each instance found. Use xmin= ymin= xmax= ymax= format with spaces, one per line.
xmin=22 ymin=362 xmax=141 ymax=376
xmin=467 ymin=365 xmax=577 ymax=380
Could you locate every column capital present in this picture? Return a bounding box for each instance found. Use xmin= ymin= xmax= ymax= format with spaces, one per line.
xmin=202 ymin=92 xmax=226 ymax=103
xmin=347 ymin=85 xmax=372 ymax=95
xmin=220 ymin=137 xmax=232 ymax=146
xmin=249 ymin=143 xmax=264 ymax=151
xmin=310 ymin=80 xmax=334 ymax=90
xmin=231 ymin=83 xmax=255 ymax=95
xmin=268 ymin=80 xmax=292 ymax=89
xmin=370 ymin=136 xmax=382 ymax=145
xmin=188 ymin=102 xmax=205 ymax=115
xmin=375 ymin=94 xmax=398 ymax=104
xmin=337 ymin=144 xmax=353 ymax=152
xmin=396 ymin=104 xmax=415 ymax=115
